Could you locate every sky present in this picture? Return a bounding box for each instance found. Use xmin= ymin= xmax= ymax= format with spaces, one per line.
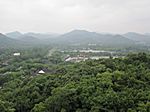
xmin=0 ymin=0 xmax=150 ymax=34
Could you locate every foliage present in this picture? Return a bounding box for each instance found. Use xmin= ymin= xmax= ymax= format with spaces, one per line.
xmin=0 ymin=49 xmax=150 ymax=112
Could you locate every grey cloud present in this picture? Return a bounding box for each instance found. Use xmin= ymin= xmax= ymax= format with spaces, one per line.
xmin=0 ymin=0 xmax=149 ymax=33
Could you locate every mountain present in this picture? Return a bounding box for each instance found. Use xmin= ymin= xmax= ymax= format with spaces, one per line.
xmin=56 ymin=30 xmax=101 ymax=43
xmin=6 ymin=31 xmax=60 ymax=45
xmin=6 ymin=30 xmax=149 ymax=47
xmin=24 ymin=32 xmax=59 ymax=39
xmin=6 ymin=31 xmax=41 ymax=44
xmin=53 ymin=30 xmax=135 ymax=46
xmin=6 ymin=31 xmax=23 ymax=39
xmin=0 ymin=33 xmax=18 ymax=47
xmin=3 ymin=31 xmax=47 ymax=48
xmin=123 ymin=32 xmax=150 ymax=44
xmin=17 ymin=35 xmax=38 ymax=43
xmin=145 ymin=33 xmax=150 ymax=36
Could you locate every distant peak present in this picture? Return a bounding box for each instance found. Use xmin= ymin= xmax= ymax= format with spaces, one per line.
xmin=5 ymin=31 xmax=23 ymax=39
xmin=125 ymin=32 xmax=141 ymax=35
xmin=6 ymin=31 xmax=22 ymax=35
xmin=67 ymin=30 xmax=97 ymax=35
xmin=71 ymin=29 xmax=90 ymax=33
xmin=0 ymin=33 xmax=5 ymax=36
xmin=0 ymin=33 xmax=10 ymax=39
xmin=13 ymin=31 xmax=20 ymax=33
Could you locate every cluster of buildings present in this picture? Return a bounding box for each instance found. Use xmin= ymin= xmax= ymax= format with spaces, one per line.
xmin=65 ymin=56 xmax=88 ymax=62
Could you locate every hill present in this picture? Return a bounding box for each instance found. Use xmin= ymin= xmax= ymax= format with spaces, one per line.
xmin=124 ymin=32 xmax=150 ymax=44
xmin=53 ymin=30 xmax=135 ymax=47
xmin=6 ymin=31 xmax=23 ymax=39
xmin=6 ymin=31 xmax=46 ymax=46
xmin=24 ymin=32 xmax=59 ymax=39
xmin=0 ymin=33 xmax=17 ymax=47
xmin=4 ymin=30 xmax=150 ymax=47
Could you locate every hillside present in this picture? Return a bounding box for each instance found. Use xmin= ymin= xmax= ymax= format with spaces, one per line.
xmin=2 ymin=30 xmax=150 ymax=48
xmin=1 ymin=32 xmax=47 ymax=48
xmin=124 ymin=32 xmax=150 ymax=44
xmin=53 ymin=30 xmax=135 ymax=46
xmin=0 ymin=33 xmax=17 ymax=47
xmin=24 ymin=32 xmax=59 ymax=39
xmin=6 ymin=32 xmax=39 ymax=43
xmin=6 ymin=31 xmax=23 ymax=39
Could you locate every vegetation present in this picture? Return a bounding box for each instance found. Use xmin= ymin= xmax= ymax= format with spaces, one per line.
xmin=0 ymin=47 xmax=150 ymax=112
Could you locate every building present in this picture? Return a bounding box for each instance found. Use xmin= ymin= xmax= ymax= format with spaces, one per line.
xmin=38 ymin=70 xmax=45 ymax=74
xmin=13 ymin=53 xmax=21 ymax=56
xmin=65 ymin=56 xmax=88 ymax=62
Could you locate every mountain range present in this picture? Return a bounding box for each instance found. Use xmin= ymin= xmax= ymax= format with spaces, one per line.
xmin=123 ymin=32 xmax=150 ymax=44
xmin=0 ymin=33 xmax=18 ymax=47
xmin=0 ymin=30 xmax=150 ymax=47
xmin=55 ymin=30 xmax=134 ymax=46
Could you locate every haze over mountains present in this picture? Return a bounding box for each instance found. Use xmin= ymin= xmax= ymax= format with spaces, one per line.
xmin=123 ymin=32 xmax=150 ymax=44
xmin=1 ymin=30 xmax=150 ymax=47
xmin=0 ymin=33 xmax=18 ymax=47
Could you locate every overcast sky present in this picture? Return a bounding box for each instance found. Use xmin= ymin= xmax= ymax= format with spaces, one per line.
xmin=0 ymin=0 xmax=149 ymax=34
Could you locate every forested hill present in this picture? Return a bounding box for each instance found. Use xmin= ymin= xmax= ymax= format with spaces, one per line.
xmin=0 ymin=33 xmax=37 ymax=48
xmin=3 ymin=30 xmax=150 ymax=47
xmin=0 ymin=33 xmax=17 ymax=47
xmin=2 ymin=30 xmax=136 ymax=47
xmin=54 ymin=30 xmax=134 ymax=46
xmin=0 ymin=52 xmax=150 ymax=111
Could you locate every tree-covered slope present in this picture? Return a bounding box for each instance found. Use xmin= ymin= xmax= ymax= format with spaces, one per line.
xmin=0 ymin=33 xmax=19 ymax=48
xmin=124 ymin=32 xmax=150 ymax=44
xmin=54 ymin=30 xmax=135 ymax=46
xmin=0 ymin=51 xmax=150 ymax=112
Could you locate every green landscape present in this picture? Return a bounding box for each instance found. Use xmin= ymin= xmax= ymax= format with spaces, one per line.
xmin=1 ymin=0 xmax=150 ymax=111
xmin=0 ymin=43 xmax=150 ymax=111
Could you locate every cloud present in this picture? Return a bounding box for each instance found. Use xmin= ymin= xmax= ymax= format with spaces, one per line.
xmin=0 ymin=0 xmax=150 ymax=33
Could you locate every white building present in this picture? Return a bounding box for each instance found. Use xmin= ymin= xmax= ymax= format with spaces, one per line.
xmin=38 ymin=70 xmax=45 ymax=74
xmin=13 ymin=53 xmax=21 ymax=56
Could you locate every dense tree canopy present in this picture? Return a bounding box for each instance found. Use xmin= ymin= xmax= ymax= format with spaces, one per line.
xmin=0 ymin=49 xmax=150 ymax=112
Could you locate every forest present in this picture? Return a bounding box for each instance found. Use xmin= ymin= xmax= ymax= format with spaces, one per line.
xmin=0 ymin=47 xmax=150 ymax=112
